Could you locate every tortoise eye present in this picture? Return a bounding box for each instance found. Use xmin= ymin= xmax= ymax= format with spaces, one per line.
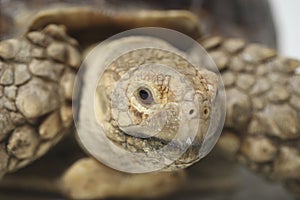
xmin=137 ymin=88 xmax=153 ymax=105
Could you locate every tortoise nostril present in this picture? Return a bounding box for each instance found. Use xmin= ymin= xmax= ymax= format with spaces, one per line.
xmin=204 ymin=108 xmax=208 ymax=115
xmin=189 ymin=109 xmax=194 ymax=115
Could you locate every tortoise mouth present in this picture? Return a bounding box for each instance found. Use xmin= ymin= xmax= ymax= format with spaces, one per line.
xmin=106 ymin=128 xmax=202 ymax=168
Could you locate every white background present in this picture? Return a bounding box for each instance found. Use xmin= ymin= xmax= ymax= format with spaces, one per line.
xmin=271 ymin=0 xmax=300 ymax=58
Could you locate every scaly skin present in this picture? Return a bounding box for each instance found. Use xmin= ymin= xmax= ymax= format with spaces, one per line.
xmin=0 ymin=25 xmax=299 ymax=198
xmin=0 ymin=24 xmax=79 ymax=176
xmin=199 ymin=36 xmax=300 ymax=198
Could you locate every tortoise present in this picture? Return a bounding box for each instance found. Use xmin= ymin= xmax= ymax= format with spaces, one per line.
xmin=0 ymin=1 xmax=299 ymax=200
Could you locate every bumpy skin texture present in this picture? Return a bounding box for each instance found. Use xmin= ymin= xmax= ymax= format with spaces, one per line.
xmin=0 ymin=25 xmax=79 ymax=176
xmin=199 ymin=36 xmax=300 ymax=198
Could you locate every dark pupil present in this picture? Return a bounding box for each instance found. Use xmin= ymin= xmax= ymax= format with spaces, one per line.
xmin=139 ymin=89 xmax=149 ymax=100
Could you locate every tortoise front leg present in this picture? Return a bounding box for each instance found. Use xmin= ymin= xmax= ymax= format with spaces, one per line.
xmin=200 ymin=36 xmax=300 ymax=198
xmin=0 ymin=24 xmax=79 ymax=176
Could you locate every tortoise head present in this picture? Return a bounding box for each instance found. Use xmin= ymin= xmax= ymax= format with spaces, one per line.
xmin=75 ymin=32 xmax=225 ymax=173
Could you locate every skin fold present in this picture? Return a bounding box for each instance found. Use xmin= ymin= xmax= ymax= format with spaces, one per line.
xmin=0 ymin=8 xmax=299 ymax=199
